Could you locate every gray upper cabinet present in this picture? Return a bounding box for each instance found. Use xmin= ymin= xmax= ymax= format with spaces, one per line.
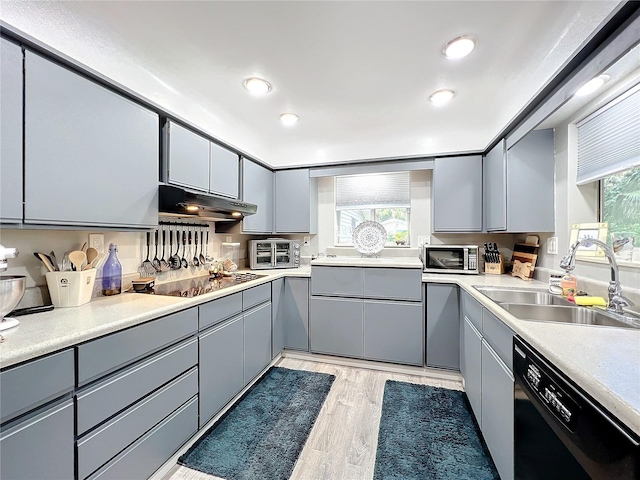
xmin=24 ymin=51 xmax=159 ymax=229
xmin=275 ymin=169 xmax=317 ymax=233
xmin=484 ymin=140 xmax=507 ymax=231
xmin=164 ymin=121 xmax=210 ymax=192
xmin=209 ymin=142 xmax=239 ymax=199
xmin=433 ymin=155 xmax=483 ymax=232
xmin=506 ymin=129 xmax=555 ymax=232
xmin=0 ymin=38 xmax=23 ymax=224
xmin=241 ymin=158 xmax=274 ymax=233
xmin=426 ymin=283 xmax=460 ymax=370
xmin=485 ymin=129 xmax=555 ymax=232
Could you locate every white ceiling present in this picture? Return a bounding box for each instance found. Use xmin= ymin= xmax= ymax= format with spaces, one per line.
xmin=0 ymin=1 xmax=622 ymax=167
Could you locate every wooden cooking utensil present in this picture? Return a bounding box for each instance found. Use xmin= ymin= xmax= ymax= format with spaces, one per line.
xmin=69 ymin=250 xmax=86 ymax=272
xmin=86 ymin=247 xmax=99 ymax=265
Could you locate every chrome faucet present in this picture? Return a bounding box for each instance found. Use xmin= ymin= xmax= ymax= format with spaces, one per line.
xmin=560 ymin=238 xmax=633 ymax=314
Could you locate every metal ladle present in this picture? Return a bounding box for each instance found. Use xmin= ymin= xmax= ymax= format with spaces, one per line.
xmin=193 ymin=228 xmax=200 ymax=268
xmin=152 ymin=230 xmax=161 ymax=272
xmin=199 ymin=228 xmax=206 ymax=265
xmin=181 ymin=229 xmax=188 ymax=268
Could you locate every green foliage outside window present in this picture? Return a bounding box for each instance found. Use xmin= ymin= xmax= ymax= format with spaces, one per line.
xmin=602 ymin=165 xmax=640 ymax=256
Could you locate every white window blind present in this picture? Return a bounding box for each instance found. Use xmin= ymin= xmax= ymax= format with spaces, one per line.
xmin=577 ymin=83 xmax=640 ymax=185
xmin=335 ymin=172 xmax=410 ymax=210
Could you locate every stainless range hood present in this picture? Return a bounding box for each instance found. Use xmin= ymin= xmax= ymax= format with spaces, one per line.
xmin=159 ymin=185 xmax=257 ymax=221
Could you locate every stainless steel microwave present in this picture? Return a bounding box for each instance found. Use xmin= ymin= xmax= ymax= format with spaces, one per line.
xmin=249 ymin=239 xmax=300 ymax=270
xmin=422 ymin=244 xmax=479 ymax=274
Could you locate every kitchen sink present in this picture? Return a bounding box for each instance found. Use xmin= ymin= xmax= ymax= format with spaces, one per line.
xmin=474 ymin=287 xmax=573 ymax=306
xmin=500 ymin=303 xmax=640 ymax=329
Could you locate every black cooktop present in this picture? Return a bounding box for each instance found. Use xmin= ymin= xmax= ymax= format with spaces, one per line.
xmin=138 ymin=273 xmax=266 ymax=297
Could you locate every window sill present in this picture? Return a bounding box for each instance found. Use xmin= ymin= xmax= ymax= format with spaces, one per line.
xmin=576 ymin=256 xmax=640 ymax=270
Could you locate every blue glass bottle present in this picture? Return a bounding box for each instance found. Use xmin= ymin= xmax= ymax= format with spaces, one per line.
xmin=102 ymin=243 xmax=122 ymax=296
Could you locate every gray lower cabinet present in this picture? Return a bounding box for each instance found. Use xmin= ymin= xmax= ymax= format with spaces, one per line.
xmin=433 ymin=155 xmax=483 ymax=232
xmin=274 ymin=169 xmax=317 ymax=233
xmin=272 ymin=277 xmax=310 ymax=355
xmin=163 ymin=120 xmax=210 ymax=192
xmin=77 ymin=368 xmax=197 ymax=479
xmin=199 ymin=315 xmax=244 ymax=427
xmin=244 ymin=302 xmax=272 ymax=384
xmin=426 ymin=283 xmax=460 ymax=370
xmin=241 ymin=158 xmax=274 ymax=233
xmin=311 ymin=266 xmax=363 ymax=297
xmin=462 ymin=317 xmax=482 ymax=424
xmin=0 ymin=398 xmax=74 ymax=480
xmin=87 ymin=397 xmax=198 ymax=480
xmin=363 ymin=268 xmax=422 ymax=301
xmin=364 ymin=300 xmax=423 ymax=365
xmin=481 ymin=340 xmax=514 ymax=480
xmin=0 ymin=38 xmax=23 ymax=224
xmin=272 ymin=278 xmax=286 ymax=357
xmin=310 ymin=296 xmax=364 ymax=358
xmin=24 ymin=50 xmax=159 ymax=229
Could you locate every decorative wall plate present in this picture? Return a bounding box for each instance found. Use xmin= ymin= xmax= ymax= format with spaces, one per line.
xmin=352 ymin=221 xmax=387 ymax=255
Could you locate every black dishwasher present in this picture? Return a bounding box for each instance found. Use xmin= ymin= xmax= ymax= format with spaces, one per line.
xmin=513 ymin=337 xmax=639 ymax=479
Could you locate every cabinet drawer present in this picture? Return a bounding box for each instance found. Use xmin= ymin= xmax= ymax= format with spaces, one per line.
xmin=78 ymin=368 xmax=198 ymax=479
xmin=77 ymin=337 xmax=197 ymax=435
xmin=242 ymin=283 xmax=271 ymax=310
xmin=0 ymin=349 xmax=74 ymax=424
xmin=77 ymin=308 xmax=198 ymax=386
xmin=461 ymin=290 xmax=483 ymax=331
xmin=311 ymin=266 xmax=362 ymax=297
xmin=364 ymin=300 xmax=423 ymax=365
xmin=87 ymin=396 xmax=198 ymax=480
xmin=199 ymin=292 xmax=242 ymax=330
xmin=482 ymin=309 xmax=515 ymax=371
xmin=0 ymin=398 xmax=74 ymax=480
xmin=363 ymin=268 xmax=422 ymax=301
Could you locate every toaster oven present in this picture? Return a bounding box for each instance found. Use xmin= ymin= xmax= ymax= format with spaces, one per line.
xmin=249 ymin=239 xmax=300 ymax=270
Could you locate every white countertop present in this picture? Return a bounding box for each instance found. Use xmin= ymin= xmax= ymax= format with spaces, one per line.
xmin=0 ymin=267 xmax=309 ymax=369
xmin=1 ymin=264 xmax=638 ymax=437
xmin=311 ymin=256 xmax=423 ymax=268
xmin=422 ymin=271 xmax=640 ymax=437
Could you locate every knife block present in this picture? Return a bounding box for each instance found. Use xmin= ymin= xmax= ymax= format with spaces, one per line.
xmin=484 ymin=254 xmax=505 ymax=275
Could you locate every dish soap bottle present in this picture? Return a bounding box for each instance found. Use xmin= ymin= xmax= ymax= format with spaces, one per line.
xmin=102 ymin=243 xmax=122 ymax=296
xmin=561 ymin=272 xmax=577 ymax=297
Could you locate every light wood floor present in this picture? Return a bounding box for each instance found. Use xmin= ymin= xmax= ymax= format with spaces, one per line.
xmin=166 ymin=357 xmax=462 ymax=480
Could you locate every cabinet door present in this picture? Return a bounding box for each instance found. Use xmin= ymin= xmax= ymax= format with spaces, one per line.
xmin=506 ymin=129 xmax=555 ymax=232
xmin=481 ymin=340 xmax=514 ymax=480
xmin=484 ymin=140 xmax=507 ymax=231
xmin=244 ymin=302 xmax=272 ymax=384
xmin=165 ymin=121 xmax=210 ymax=192
xmin=462 ymin=317 xmax=482 ymax=424
xmin=24 ymin=51 xmax=159 ymax=228
xmin=310 ymin=296 xmax=363 ymax=358
xmin=0 ymin=398 xmax=74 ymax=480
xmin=364 ymin=300 xmax=423 ymax=365
xmin=275 ymin=169 xmax=316 ymax=233
xmin=271 ymin=278 xmax=285 ymax=358
xmin=199 ymin=315 xmax=244 ymax=427
xmin=209 ymin=142 xmax=239 ymax=198
xmin=433 ymin=155 xmax=483 ymax=232
xmin=0 ymin=38 xmax=23 ymax=224
xmin=242 ymin=158 xmax=274 ymax=233
xmin=426 ymin=283 xmax=460 ymax=370
xmin=283 ymin=278 xmax=310 ymax=351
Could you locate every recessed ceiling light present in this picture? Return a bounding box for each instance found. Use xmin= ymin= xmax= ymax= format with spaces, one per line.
xmin=575 ymin=74 xmax=611 ymax=97
xmin=442 ymin=36 xmax=476 ymax=59
xmin=243 ymin=77 xmax=272 ymax=95
xmin=280 ymin=113 xmax=299 ymax=126
xmin=429 ymin=89 xmax=455 ymax=106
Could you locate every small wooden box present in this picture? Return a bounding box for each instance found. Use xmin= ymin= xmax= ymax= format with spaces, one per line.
xmin=484 ymin=254 xmax=505 ymax=275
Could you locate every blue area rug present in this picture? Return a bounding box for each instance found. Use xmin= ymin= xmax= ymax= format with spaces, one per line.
xmin=374 ymin=380 xmax=499 ymax=480
xmin=179 ymin=366 xmax=335 ymax=480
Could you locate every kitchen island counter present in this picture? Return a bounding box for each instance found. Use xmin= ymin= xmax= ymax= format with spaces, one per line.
xmin=311 ymin=256 xmax=423 ymax=268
